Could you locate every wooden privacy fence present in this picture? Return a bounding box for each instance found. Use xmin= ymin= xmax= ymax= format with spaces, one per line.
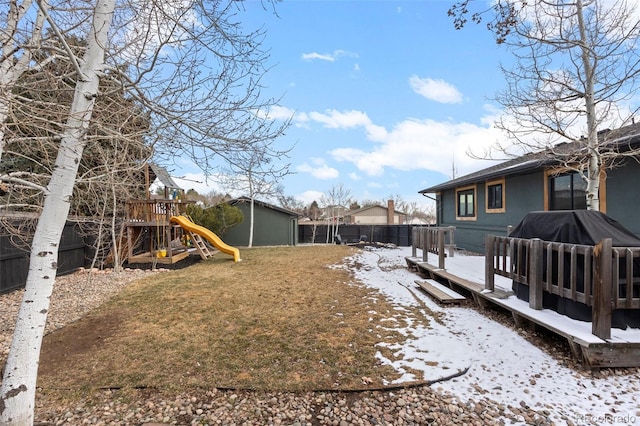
xmin=485 ymin=235 xmax=640 ymax=339
xmin=411 ymin=226 xmax=455 ymax=269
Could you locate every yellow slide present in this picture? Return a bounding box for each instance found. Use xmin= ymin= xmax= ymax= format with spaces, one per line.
xmin=170 ymin=215 xmax=241 ymax=262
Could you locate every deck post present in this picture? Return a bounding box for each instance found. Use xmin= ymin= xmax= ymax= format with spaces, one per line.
xmin=437 ymin=229 xmax=445 ymax=269
xmin=529 ymin=238 xmax=543 ymax=310
xmin=447 ymin=226 xmax=455 ymax=257
xmin=423 ymin=228 xmax=430 ymax=262
xmin=593 ymin=238 xmax=613 ymax=340
xmin=485 ymin=234 xmax=495 ymax=291
xmin=411 ymin=227 xmax=417 ymax=257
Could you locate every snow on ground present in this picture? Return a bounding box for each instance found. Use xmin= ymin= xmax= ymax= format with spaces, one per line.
xmin=345 ymin=246 xmax=640 ymax=426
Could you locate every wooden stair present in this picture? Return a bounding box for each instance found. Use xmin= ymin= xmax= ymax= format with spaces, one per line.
xmin=415 ymin=279 xmax=467 ymax=304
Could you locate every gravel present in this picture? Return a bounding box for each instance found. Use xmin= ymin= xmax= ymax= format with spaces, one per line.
xmin=0 ymin=267 xmax=562 ymax=425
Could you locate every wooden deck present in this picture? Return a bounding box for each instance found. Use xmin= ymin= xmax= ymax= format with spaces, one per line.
xmin=128 ymin=249 xmax=191 ymax=264
xmin=406 ymin=255 xmax=640 ymax=369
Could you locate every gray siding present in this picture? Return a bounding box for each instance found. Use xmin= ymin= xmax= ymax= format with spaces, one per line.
xmin=223 ymin=202 xmax=298 ymax=247
xmin=603 ymin=160 xmax=640 ymax=236
xmin=437 ymin=171 xmax=545 ymax=253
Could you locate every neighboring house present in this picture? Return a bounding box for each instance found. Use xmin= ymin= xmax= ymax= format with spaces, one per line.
xmin=222 ymin=197 xmax=299 ymax=247
xmin=319 ymin=204 xmax=350 ymax=224
xmin=419 ymin=122 xmax=640 ymax=253
xmin=344 ymin=200 xmax=407 ymax=225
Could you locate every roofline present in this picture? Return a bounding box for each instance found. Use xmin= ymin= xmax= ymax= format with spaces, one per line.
xmin=228 ymin=197 xmax=300 ymax=217
xmin=419 ymin=122 xmax=640 ymax=194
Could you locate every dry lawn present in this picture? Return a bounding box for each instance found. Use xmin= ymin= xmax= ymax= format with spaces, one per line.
xmin=38 ymin=245 xmax=428 ymax=396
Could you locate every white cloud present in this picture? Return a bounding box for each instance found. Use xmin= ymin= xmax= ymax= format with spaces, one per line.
xmin=349 ymin=172 xmax=361 ymax=181
xmin=330 ymin=116 xmax=506 ymax=178
xmin=297 ymin=190 xmax=324 ymax=205
xmin=297 ymin=158 xmax=340 ymax=180
xmin=302 ymin=52 xmax=336 ymax=62
xmin=308 ymin=109 xmax=387 ymax=141
xmin=265 ymin=105 xmax=296 ymax=121
xmin=172 ymin=173 xmax=225 ymax=195
xmin=409 ymin=76 xmax=464 ymax=104
xmin=301 ymin=50 xmax=358 ymax=62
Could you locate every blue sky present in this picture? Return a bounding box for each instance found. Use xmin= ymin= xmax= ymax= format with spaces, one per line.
xmin=173 ymin=0 xmax=511 ymax=209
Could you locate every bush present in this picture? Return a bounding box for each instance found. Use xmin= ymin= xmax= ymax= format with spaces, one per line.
xmin=186 ymin=203 xmax=243 ymax=236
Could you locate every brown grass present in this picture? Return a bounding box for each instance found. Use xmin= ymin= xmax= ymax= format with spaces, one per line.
xmin=38 ymin=245 xmax=431 ymax=395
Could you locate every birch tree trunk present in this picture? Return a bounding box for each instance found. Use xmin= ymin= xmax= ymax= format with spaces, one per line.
xmin=0 ymin=0 xmax=115 ymax=422
xmin=576 ymin=0 xmax=601 ymax=211
xmin=248 ymin=196 xmax=255 ymax=248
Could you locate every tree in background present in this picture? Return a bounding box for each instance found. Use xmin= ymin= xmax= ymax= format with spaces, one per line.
xmin=449 ymin=0 xmax=640 ymax=211
xmin=0 ymin=0 xmax=287 ymax=422
xmin=320 ymin=184 xmax=351 ymax=243
xmin=186 ymin=203 xmax=243 ymax=236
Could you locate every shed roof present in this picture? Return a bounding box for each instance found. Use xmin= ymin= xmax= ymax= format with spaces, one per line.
xmin=228 ymin=196 xmax=300 ymax=217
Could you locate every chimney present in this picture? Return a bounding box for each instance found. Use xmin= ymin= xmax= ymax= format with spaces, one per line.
xmin=387 ymin=199 xmax=394 ymax=224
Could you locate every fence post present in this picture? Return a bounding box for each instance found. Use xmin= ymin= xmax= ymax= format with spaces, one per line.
xmin=529 ymin=238 xmax=543 ymax=310
xmin=485 ymin=234 xmax=495 ymax=291
xmin=592 ymin=238 xmax=613 ymax=340
xmin=447 ymin=226 xmax=455 ymax=257
xmin=438 ymin=229 xmax=445 ymax=269
xmin=423 ymin=228 xmax=429 ymax=262
xmin=411 ymin=227 xmax=417 ymax=257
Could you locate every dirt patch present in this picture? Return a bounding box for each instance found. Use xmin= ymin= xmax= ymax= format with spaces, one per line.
xmin=38 ymin=309 xmax=127 ymax=378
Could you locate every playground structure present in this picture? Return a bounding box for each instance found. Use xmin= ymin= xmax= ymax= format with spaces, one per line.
xmin=123 ymin=164 xmax=240 ymax=264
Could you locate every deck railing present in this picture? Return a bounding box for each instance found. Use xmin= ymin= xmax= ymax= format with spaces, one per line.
xmin=411 ymin=226 xmax=455 ymax=269
xmin=485 ymin=235 xmax=640 ymax=339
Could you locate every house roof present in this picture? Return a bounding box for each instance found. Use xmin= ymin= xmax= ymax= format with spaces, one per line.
xmin=346 ymin=204 xmax=405 ymax=216
xmin=228 ymin=196 xmax=300 ymax=217
xmin=419 ymin=121 xmax=640 ymax=194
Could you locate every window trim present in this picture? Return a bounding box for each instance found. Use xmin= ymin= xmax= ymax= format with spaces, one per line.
xmin=485 ymin=178 xmax=506 ymax=213
xmin=455 ymin=184 xmax=477 ymax=221
xmin=543 ymin=168 xmax=607 ymax=213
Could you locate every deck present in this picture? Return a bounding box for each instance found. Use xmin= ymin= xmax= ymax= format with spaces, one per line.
xmin=406 ymin=228 xmax=640 ymax=368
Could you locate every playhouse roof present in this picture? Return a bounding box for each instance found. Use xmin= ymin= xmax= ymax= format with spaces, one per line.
xmin=149 ymin=163 xmax=182 ymax=190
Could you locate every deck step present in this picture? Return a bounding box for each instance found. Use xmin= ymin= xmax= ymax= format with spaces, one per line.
xmin=415 ymin=279 xmax=467 ymax=304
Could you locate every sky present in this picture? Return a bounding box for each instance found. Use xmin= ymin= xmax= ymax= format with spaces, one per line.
xmin=349 ymin=246 xmax=640 ymax=425
xmin=172 ymin=0 xmax=512 ymax=209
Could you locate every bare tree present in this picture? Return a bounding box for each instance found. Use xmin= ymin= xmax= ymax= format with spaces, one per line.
xmin=320 ymin=183 xmax=351 ymax=243
xmin=221 ymin=143 xmax=291 ymax=248
xmin=0 ymin=0 xmax=288 ymax=422
xmin=449 ymin=0 xmax=640 ymax=211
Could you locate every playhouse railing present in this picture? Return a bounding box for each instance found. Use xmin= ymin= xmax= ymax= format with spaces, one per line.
xmin=125 ymin=199 xmax=191 ymax=223
xmin=485 ymin=235 xmax=640 ymax=339
xmin=411 ymin=226 xmax=455 ymax=269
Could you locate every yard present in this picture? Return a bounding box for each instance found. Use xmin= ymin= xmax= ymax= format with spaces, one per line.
xmin=6 ymin=244 xmax=639 ymax=424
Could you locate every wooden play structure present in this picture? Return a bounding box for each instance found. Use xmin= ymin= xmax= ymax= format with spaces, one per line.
xmin=123 ymin=164 xmax=240 ymax=264
xmin=124 ymin=164 xmax=191 ymax=264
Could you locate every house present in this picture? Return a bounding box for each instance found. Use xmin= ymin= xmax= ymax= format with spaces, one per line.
xmin=222 ymin=197 xmax=299 ymax=247
xmin=419 ymin=122 xmax=640 ymax=253
xmin=344 ymin=200 xmax=407 ymax=225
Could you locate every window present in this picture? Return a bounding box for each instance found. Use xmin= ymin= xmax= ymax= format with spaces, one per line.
xmin=549 ymin=172 xmax=587 ymax=210
xmin=486 ymin=178 xmax=505 ymax=213
xmin=456 ymin=187 xmax=475 ymax=218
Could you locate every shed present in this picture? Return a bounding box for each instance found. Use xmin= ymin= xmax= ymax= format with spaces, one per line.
xmin=222 ymin=197 xmax=299 ymax=247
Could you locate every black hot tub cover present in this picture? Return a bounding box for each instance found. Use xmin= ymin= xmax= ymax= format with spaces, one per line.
xmin=509 ymin=210 xmax=640 ymax=246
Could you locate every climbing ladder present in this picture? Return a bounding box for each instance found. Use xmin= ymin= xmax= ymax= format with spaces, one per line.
xmin=189 ymin=232 xmax=214 ymax=260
